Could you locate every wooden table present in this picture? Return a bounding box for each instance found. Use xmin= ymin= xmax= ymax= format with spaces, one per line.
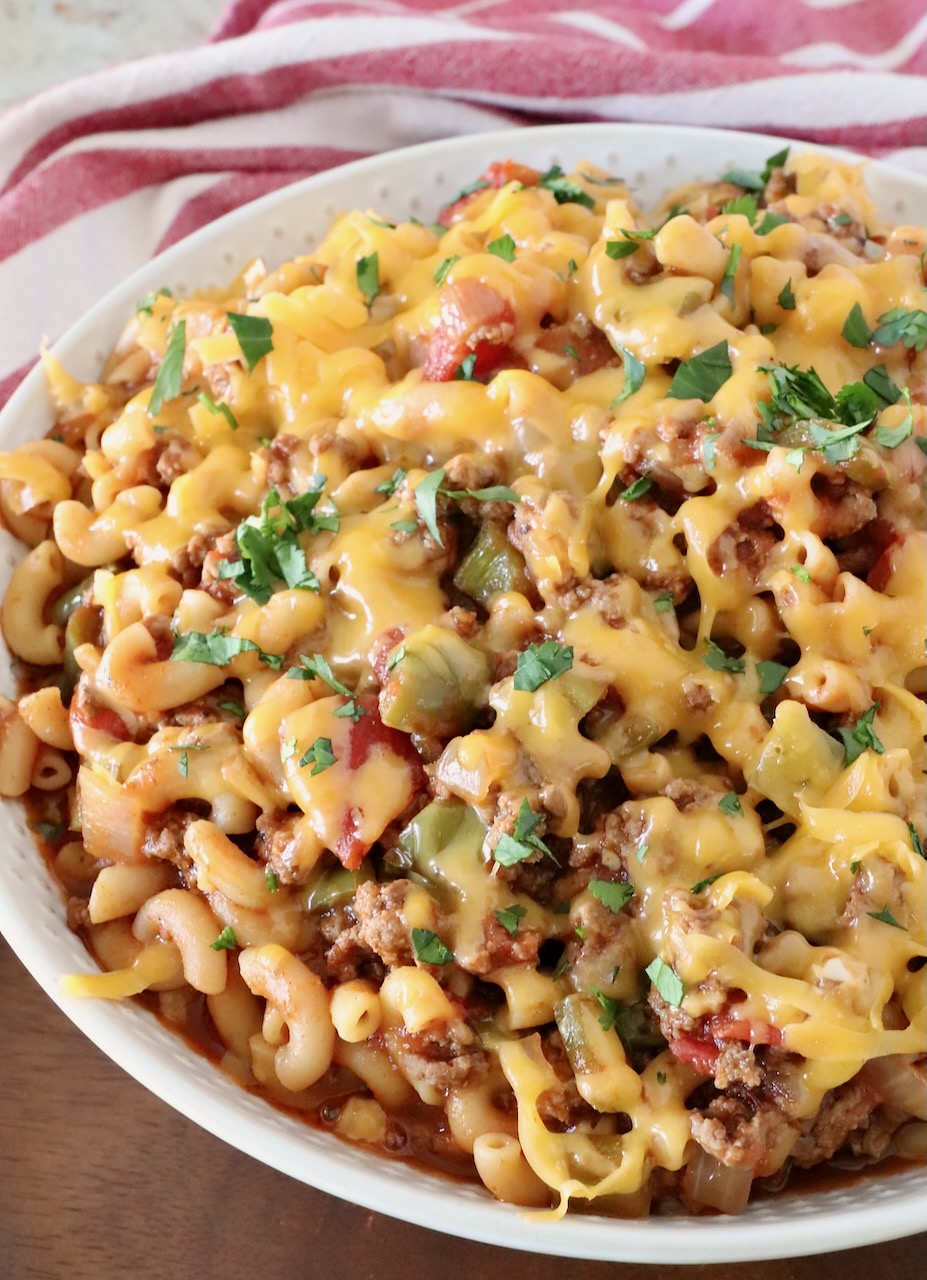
xmin=2 ymin=937 xmax=923 ymax=1280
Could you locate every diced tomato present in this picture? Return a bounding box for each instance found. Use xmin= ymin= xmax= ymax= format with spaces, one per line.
xmin=669 ymin=1035 xmax=720 ymax=1076
xmin=866 ymin=529 xmax=905 ymax=594
xmin=436 ymin=160 xmax=541 ymax=226
xmin=423 ymin=279 xmax=516 ymax=382
xmin=345 ymin=695 xmax=424 ymax=777
xmin=335 ymin=807 xmax=366 ymax=872
xmin=80 ymin=707 xmax=132 ymax=741
xmin=707 ymin=1015 xmax=783 ymax=1047
xmin=535 ymin=322 xmax=618 ymax=378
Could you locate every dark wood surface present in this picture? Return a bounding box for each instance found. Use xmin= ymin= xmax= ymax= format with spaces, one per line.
xmin=2 ymin=936 xmax=923 ymax=1280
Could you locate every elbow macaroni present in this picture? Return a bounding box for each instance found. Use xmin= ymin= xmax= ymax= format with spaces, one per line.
xmin=4 ymin=150 xmax=925 ymax=1217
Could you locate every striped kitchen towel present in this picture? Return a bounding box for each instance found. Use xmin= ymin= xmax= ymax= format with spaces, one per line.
xmin=1 ymin=0 xmax=924 ymax=407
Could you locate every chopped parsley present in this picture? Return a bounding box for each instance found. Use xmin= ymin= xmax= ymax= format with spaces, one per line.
xmin=453 ymin=353 xmax=477 ymax=381
xmin=493 ymin=798 xmax=553 ymax=866
xmin=620 ymin=475 xmax=653 ymax=502
xmin=494 ymin=904 xmax=527 ymax=937
xmin=513 ymin=640 xmax=573 ymax=692
xmin=653 ymin=592 xmax=674 ymax=613
xmin=216 ymin=482 xmax=335 ymax=604
xmin=719 ymin=791 xmax=744 ymax=817
xmin=588 ymin=879 xmax=635 ymax=914
xmin=217 ymin=699 xmax=245 ymax=719
xmin=703 ymin=639 xmax=745 ymax=675
xmin=790 ymin=563 xmax=812 ymax=584
xmin=759 ymin=322 xmax=779 ymax=336
xmin=666 ymin=341 xmax=732 ymax=402
xmin=635 ymin=842 xmax=650 ymax=864
xmin=30 ymin=820 xmax=64 ymax=842
xmin=391 ymin=519 xmax=419 ymax=534
xmin=691 ymin=872 xmax=725 ymax=894
xmin=177 ymin=750 xmax=190 ymax=778
xmin=609 ymin=345 xmax=646 ymax=405
xmin=411 ymin=928 xmax=454 ymax=965
xmin=288 ymin=653 xmax=363 ymax=721
xmin=434 ymin=255 xmax=460 ymax=286
xmin=210 ymin=925 xmax=238 ymax=952
xmin=137 ymin=287 xmax=174 ymax=316
xmin=870 ymin=307 xmax=926 ymax=352
xmin=908 ymin=823 xmax=925 ymax=859
xmin=298 ymin=736 xmax=337 ymax=775
xmin=701 ymin=431 xmax=720 ymax=473
xmin=356 ymin=252 xmax=380 ymax=307
xmin=551 ymin=955 xmax=572 ymax=982
xmin=538 ymin=165 xmax=595 ymax=209
xmin=645 ymin=957 xmax=685 ymax=1008
xmin=592 ymin=989 xmax=620 ymax=1031
xmin=386 ymin=643 xmax=406 ymax=671
xmin=756 ymin=660 xmax=789 ymax=695
xmin=656 ymin=1070 xmax=668 ymax=1086
xmin=777 ymin=279 xmax=796 ymax=311
xmin=874 ymin=388 xmax=913 ymax=449
xmin=867 ymin=907 xmax=906 ymax=931
xmin=197 ymin=391 xmax=238 ymax=430
xmin=837 ymin=702 xmax=885 ymax=766
xmin=171 ymin=629 xmax=284 ymax=670
xmin=265 ymin=870 xmax=280 ymax=892
xmin=413 ymin=468 xmax=518 ymax=548
xmin=721 ymin=146 xmax=789 ymax=192
xmin=721 ymin=194 xmax=758 ymax=221
xmin=148 ymin=320 xmax=186 ymax=415
xmin=487 ymin=234 xmax=517 ymax=262
xmin=605 ymin=239 xmax=639 ymax=261
xmin=281 ymin=737 xmax=298 ymax=762
xmin=563 ymin=344 xmax=580 ymax=361
xmin=720 ymin=244 xmax=742 ymax=305
xmin=375 ymin=467 xmax=407 ymax=497
xmin=226 ymin=312 xmax=274 ymax=372
xmin=755 ymin=210 xmax=789 ymax=235
xmin=841 ymin=302 xmax=873 ymax=348
xmin=863 ymin=364 xmax=901 ymax=407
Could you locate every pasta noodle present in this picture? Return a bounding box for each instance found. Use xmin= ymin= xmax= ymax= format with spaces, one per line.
xmin=3 ymin=149 xmax=925 ymax=1217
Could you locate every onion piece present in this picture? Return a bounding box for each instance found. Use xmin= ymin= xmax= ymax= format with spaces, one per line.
xmin=682 ymin=1144 xmax=754 ymax=1215
xmin=861 ymin=1056 xmax=927 ymax=1121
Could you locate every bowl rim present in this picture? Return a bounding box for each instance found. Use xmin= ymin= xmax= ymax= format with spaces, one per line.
xmin=0 ymin=120 xmax=924 ymax=1264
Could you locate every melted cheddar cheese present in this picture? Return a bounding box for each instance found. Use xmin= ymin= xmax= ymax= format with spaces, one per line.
xmin=3 ymin=149 xmax=925 ymax=1217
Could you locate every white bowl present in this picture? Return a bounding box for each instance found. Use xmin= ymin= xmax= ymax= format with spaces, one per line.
xmin=0 ymin=123 xmax=923 ymax=1263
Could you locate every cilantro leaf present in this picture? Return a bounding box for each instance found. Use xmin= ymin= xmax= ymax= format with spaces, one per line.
xmin=761 ymin=363 xmax=834 ymax=422
xmin=721 ymin=147 xmax=789 ymax=193
xmin=666 ymin=341 xmax=732 ymax=402
xmin=756 ymin=660 xmax=789 ymax=695
xmin=837 ymin=702 xmax=885 ymax=765
xmin=137 ymin=287 xmax=174 ymax=317
xmin=645 ymin=957 xmax=685 ymax=1008
xmin=538 ymin=165 xmax=595 ymax=209
xmin=493 ymin=798 xmax=553 ymax=866
xmin=701 ymin=431 xmax=720 ymax=473
xmin=863 ymin=364 xmax=901 ymax=407
xmin=375 ymin=467 xmax=407 ymax=497
xmin=513 ymin=640 xmax=573 ymax=692
xmin=217 ymin=699 xmax=245 ymax=719
xmin=487 ymin=234 xmax=517 ymax=262
xmin=411 ymin=928 xmax=454 ymax=964
xmin=755 ymin=210 xmax=789 ymax=235
xmin=197 ymin=391 xmax=238 ymax=430
xmin=871 ymin=307 xmax=926 ymax=352
xmin=721 ymin=194 xmax=758 ymax=221
xmin=703 ymin=639 xmax=745 ymax=674
xmin=413 ymin=468 xmax=446 ymax=545
xmin=210 ymin=925 xmax=238 ymax=952
xmin=298 ymin=736 xmax=337 ymax=775
xmin=287 ymin=653 xmax=352 ymax=696
xmin=148 ymin=320 xmax=186 ymax=415
xmin=605 ymin=239 xmax=639 ymax=260
xmin=691 ymin=872 xmax=725 ymax=894
xmin=494 ymin=904 xmax=527 ymax=937
xmin=719 ymin=791 xmax=744 ymax=817
xmin=841 ymin=302 xmax=873 ymax=348
xmin=908 ymin=823 xmax=925 ymax=859
xmin=391 ymin=519 xmax=418 ymax=533
xmin=386 ymin=644 xmax=406 ymax=671
xmin=220 ymin=485 xmax=330 ymax=604
xmin=867 ymin=907 xmax=906 ymax=931
xmin=874 ymin=388 xmax=913 ymax=449
xmin=171 ymin=629 xmax=283 ymax=670
xmin=177 ymin=750 xmax=190 ymax=778
xmin=790 ymin=563 xmax=812 ymax=584
xmin=609 ymin=345 xmax=646 ymax=405
xmin=592 ymin=989 xmax=620 ymax=1031
xmin=653 ymin=592 xmax=674 ymax=613
xmin=453 ymin=353 xmax=477 ymax=381
xmin=265 ymin=870 xmax=279 ymax=892
xmin=434 ymin=255 xmax=460 ymax=286
xmin=30 ymin=820 xmax=64 ymax=842
xmin=636 ymin=843 xmax=649 ymax=864
xmin=778 ymin=279 xmax=795 ymax=311
xmin=356 ymin=252 xmax=380 ymax=308
xmin=720 ymin=243 xmax=742 ymax=305
xmin=227 ymin=313 xmax=274 ymax=372
xmin=613 ymin=473 xmax=652 ymax=504
xmin=588 ymin=879 xmax=635 ymax=914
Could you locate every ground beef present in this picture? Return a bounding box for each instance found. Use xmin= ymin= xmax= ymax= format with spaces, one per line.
xmin=393 ymin=1020 xmax=490 ymax=1092
xmin=160 ymin=687 xmax=244 ymax=728
xmin=707 ymin=500 xmax=781 ymax=581
xmin=156 ymin=436 xmax=203 ymax=485
xmin=352 ymin=879 xmax=419 ymax=969
xmin=690 ymin=1094 xmax=798 ymax=1174
xmin=320 ymin=904 xmax=383 ymax=984
xmin=565 ymin=895 xmax=637 ymax=994
xmin=169 ymin=528 xmax=229 ymax=591
xmin=253 ymin=812 xmax=309 ymax=885
xmin=66 ymin=896 xmax=92 ymax=931
xmin=847 ymin=1105 xmax=908 ymax=1161
xmin=714 ymin=1041 xmax=763 ymax=1090
xmin=556 ymin=573 xmax=633 ymax=628
xmin=791 ymin=1078 xmax=880 ymax=1167
xmin=682 ymin=679 xmax=716 ymax=713
xmin=461 ymin=913 xmax=543 ymax=976
xmin=141 ymin=809 xmax=197 ymax=881
xmin=811 ymin=475 xmax=878 ymax=543
xmin=200 ymin=530 xmax=240 ymax=603
xmin=442 ymin=456 xmax=512 ymax=523
xmin=536 ymin=1028 xmax=599 ymax=1130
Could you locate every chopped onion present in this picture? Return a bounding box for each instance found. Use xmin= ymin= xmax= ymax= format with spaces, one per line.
xmin=891 ymin=1121 xmax=927 ymax=1161
xmin=682 ymin=1144 xmax=753 ymax=1214
xmin=862 ymin=1056 xmax=927 ymax=1121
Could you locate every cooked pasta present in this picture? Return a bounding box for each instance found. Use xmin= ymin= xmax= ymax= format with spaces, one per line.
xmin=3 ymin=149 xmax=925 ymax=1217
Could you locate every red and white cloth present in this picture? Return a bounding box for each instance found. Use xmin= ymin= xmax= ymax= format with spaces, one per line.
xmin=1 ymin=0 xmax=924 ymax=408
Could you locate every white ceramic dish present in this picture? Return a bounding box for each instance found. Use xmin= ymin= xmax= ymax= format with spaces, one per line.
xmin=0 ymin=123 xmax=923 ymax=1263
